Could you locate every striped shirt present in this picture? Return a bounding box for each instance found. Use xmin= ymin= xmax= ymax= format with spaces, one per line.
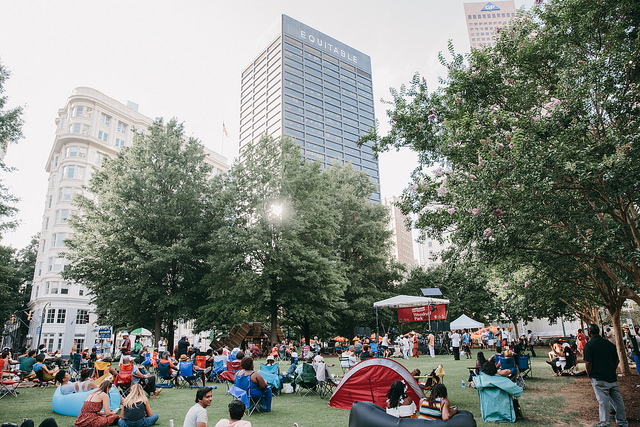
xmin=419 ymin=397 xmax=443 ymax=420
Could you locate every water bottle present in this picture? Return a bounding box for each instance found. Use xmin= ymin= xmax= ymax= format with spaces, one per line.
xmin=461 ymin=379 xmax=465 ymax=388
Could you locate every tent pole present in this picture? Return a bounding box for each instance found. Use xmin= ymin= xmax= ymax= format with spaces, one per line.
xmin=375 ymin=306 xmax=379 ymax=346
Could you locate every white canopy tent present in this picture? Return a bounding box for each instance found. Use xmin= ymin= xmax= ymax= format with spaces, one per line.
xmin=450 ymin=314 xmax=484 ymax=330
xmin=373 ymin=295 xmax=451 ymax=339
xmin=373 ymin=295 xmax=450 ymax=308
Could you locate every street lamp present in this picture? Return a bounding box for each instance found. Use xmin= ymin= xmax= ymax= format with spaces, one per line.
xmin=36 ymin=302 xmax=52 ymax=349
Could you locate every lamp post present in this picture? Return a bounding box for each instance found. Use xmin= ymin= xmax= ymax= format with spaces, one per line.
xmin=36 ymin=301 xmax=52 ymax=350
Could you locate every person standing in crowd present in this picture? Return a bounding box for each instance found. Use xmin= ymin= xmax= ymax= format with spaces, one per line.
xmin=120 ymin=333 xmax=131 ymax=356
xmin=178 ymin=336 xmax=190 ymax=359
xmin=576 ymin=328 xmax=587 ymax=356
xmin=382 ymin=333 xmax=390 ymax=358
xmin=584 ymin=324 xmax=627 ymax=427
xmin=495 ymin=328 xmax=503 ymax=353
xmin=184 ymin=387 xmax=213 ymax=427
xmin=462 ymin=330 xmax=471 ymax=359
xmin=412 ymin=333 xmax=419 ymax=358
xmin=451 ymin=330 xmax=461 ymax=360
xmin=428 ymin=332 xmax=435 ymax=358
xmin=526 ymin=330 xmax=536 ymax=356
xmin=402 ymin=335 xmax=410 ymax=360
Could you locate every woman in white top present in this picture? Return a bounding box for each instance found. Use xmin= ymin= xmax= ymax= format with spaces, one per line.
xmin=340 ymin=346 xmax=357 ymax=369
xmin=385 ymin=380 xmax=416 ymax=418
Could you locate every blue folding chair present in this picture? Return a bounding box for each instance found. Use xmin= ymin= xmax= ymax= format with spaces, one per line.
xmin=178 ymin=361 xmax=198 ymax=388
xmin=209 ymin=359 xmax=225 ymax=383
xmin=370 ymin=342 xmax=379 ymax=357
xmin=157 ymin=361 xmax=174 ymax=388
xmin=259 ymin=363 xmax=281 ymax=393
xmin=227 ymin=374 xmax=251 ymax=412
xmin=517 ymin=354 xmax=532 ymax=378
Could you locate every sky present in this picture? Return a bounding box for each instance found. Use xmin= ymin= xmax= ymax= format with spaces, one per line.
xmin=0 ymin=0 xmax=534 ymax=250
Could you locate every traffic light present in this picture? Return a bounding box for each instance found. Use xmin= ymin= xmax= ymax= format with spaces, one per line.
xmin=27 ymin=310 xmax=32 ymax=321
xmin=10 ymin=314 xmax=15 ymax=324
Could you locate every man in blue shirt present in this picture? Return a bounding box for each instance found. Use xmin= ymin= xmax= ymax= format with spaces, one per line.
xmin=584 ymin=324 xmax=627 ymax=427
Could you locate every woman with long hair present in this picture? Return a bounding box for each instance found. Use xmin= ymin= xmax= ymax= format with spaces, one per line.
xmin=75 ymin=380 xmax=119 ymax=426
xmin=385 ymin=380 xmax=416 ymax=418
xmin=118 ymin=384 xmax=159 ymax=426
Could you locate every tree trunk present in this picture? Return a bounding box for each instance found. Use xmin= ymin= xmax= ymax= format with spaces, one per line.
xmin=512 ymin=321 xmax=519 ymax=339
xmin=168 ymin=320 xmax=175 ymax=355
xmin=154 ymin=313 xmax=161 ymax=349
xmin=303 ymin=322 xmax=311 ymax=350
xmin=270 ymin=309 xmax=278 ymax=345
xmin=609 ymin=306 xmax=632 ymax=375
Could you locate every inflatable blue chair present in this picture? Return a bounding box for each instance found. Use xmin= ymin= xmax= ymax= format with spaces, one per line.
xmin=52 ymin=386 xmax=121 ymax=417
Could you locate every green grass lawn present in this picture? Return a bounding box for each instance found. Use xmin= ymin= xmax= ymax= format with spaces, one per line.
xmin=1 ymin=352 xmax=580 ymax=427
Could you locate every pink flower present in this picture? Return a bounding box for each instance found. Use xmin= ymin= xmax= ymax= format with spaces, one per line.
xmin=484 ymin=228 xmax=493 ymax=237
xmin=465 ymin=272 xmax=469 ymax=277
xmin=508 ymin=142 xmax=514 ymax=149
xmin=525 ymin=281 xmax=529 ymax=287
xmin=430 ymin=108 xmax=436 ymax=114
xmin=437 ymin=184 xmax=448 ymax=196
xmin=433 ymin=167 xmax=444 ymax=177
xmin=503 ymin=283 xmax=509 ymax=288
xmin=471 ymin=208 xmax=480 ymax=215
xmin=497 ymin=143 xmax=504 ymax=150
xmin=493 ymin=209 xmax=503 ymax=217
xmin=428 ymin=113 xmax=436 ymax=120
xmin=471 ymin=67 xmax=477 ymax=71
xmin=447 ymin=208 xmax=455 ymax=214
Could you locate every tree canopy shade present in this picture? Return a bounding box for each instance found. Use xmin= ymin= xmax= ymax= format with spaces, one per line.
xmin=64 ymin=119 xmax=214 ymax=348
xmin=367 ymin=0 xmax=640 ymax=373
xmin=198 ymin=136 xmax=401 ymax=343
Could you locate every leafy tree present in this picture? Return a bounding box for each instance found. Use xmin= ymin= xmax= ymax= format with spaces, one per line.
xmin=367 ymin=0 xmax=640 ymax=373
xmin=0 ymin=61 xmax=23 ymax=237
xmin=326 ymin=164 xmax=404 ymax=337
xmin=64 ymin=119 xmax=214 ymax=348
xmin=200 ymin=136 xmax=349 ymax=344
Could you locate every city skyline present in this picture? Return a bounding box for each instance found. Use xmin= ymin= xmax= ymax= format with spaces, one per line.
xmin=0 ymin=0 xmax=534 ymax=250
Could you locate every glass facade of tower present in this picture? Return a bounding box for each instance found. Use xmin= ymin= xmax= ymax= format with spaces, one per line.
xmin=240 ymin=15 xmax=380 ymax=201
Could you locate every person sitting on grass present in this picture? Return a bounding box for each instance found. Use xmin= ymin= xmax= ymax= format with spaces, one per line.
xmin=418 ymin=384 xmax=459 ymax=421
xmin=385 ymin=380 xmax=416 ymax=418
xmin=33 ymin=353 xmax=59 ymax=382
xmin=55 ymin=369 xmax=97 ymax=394
xmin=118 ymin=383 xmax=159 ymax=427
xmin=74 ymin=380 xmax=119 ymax=427
xmin=183 ymin=386 xmax=213 ymax=427
xmin=215 ymin=400 xmax=252 ymax=427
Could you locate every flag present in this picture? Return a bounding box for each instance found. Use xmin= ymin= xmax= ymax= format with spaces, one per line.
xmin=223 ymin=122 xmax=229 ymax=137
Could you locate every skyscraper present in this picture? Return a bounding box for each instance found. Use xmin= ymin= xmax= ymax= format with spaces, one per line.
xmin=239 ymin=15 xmax=380 ymax=201
xmin=384 ymin=196 xmax=416 ymax=268
xmin=464 ymin=1 xmax=517 ymax=49
xmin=28 ymin=87 xmax=227 ymax=354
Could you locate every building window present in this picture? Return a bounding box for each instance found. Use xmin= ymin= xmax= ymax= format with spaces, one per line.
xmin=59 ymin=210 xmax=69 ymax=223
xmin=46 ymin=309 xmax=56 ymax=323
xmin=60 ymin=286 xmax=68 ymax=295
xmin=56 ymin=309 xmax=66 ymax=324
xmin=63 ymin=165 xmax=75 ymax=178
xmin=38 ymin=262 xmax=43 ymax=276
xmin=101 ymin=113 xmax=111 ymax=126
xmin=55 ymin=232 xmax=66 ymax=247
xmin=76 ymin=309 xmax=89 ymax=324
xmin=115 ymin=138 xmax=125 ymax=147
xmin=52 ymin=257 xmax=63 ymax=272
xmin=98 ymin=131 xmax=108 ymax=142
xmin=59 ymin=187 xmax=73 ymax=201
xmin=66 ymin=146 xmax=78 ymax=157
xmin=73 ymin=106 xmax=84 ymax=117
xmin=117 ymin=122 xmax=127 ymax=134
xmin=79 ymin=289 xmax=84 ymax=296
xmin=70 ymin=124 xmax=81 ymax=134
xmin=94 ymin=152 xmax=105 ymax=165
xmin=75 ymin=338 xmax=85 ymax=351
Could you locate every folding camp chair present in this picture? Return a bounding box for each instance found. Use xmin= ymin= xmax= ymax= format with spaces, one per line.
xmin=194 ymin=355 xmax=207 ymax=386
xmin=258 ymin=363 xmax=281 ymax=394
xmin=114 ymin=364 xmax=133 ymax=397
xmin=219 ymin=360 xmax=241 ymax=390
xmin=209 ymin=359 xmax=225 ymax=383
xmin=141 ymin=352 xmax=153 ymax=373
xmin=315 ymin=362 xmax=337 ymax=399
xmin=93 ymin=360 xmax=113 ymax=385
xmin=178 ymin=361 xmax=198 ymax=388
xmin=370 ymin=343 xmax=379 ymax=357
xmin=0 ymin=378 xmax=20 ymax=399
xmin=294 ymin=363 xmax=319 ymax=397
xmin=339 ymin=355 xmax=356 ymax=374
xmin=227 ymin=373 xmax=267 ymax=415
xmin=517 ymin=354 xmax=531 ymax=378
xmin=156 ymin=361 xmax=175 ymax=388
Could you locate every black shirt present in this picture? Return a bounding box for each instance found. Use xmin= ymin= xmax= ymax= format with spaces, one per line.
xmin=584 ymin=335 xmax=618 ymax=383
xmin=123 ymin=401 xmax=146 ymax=421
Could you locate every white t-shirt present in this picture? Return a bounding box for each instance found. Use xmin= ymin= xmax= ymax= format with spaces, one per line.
xmin=451 ymin=333 xmax=461 ymax=347
xmin=183 ymin=403 xmax=208 ymax=427
xmin=214 ymin=420 xmax=252 ymax=427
